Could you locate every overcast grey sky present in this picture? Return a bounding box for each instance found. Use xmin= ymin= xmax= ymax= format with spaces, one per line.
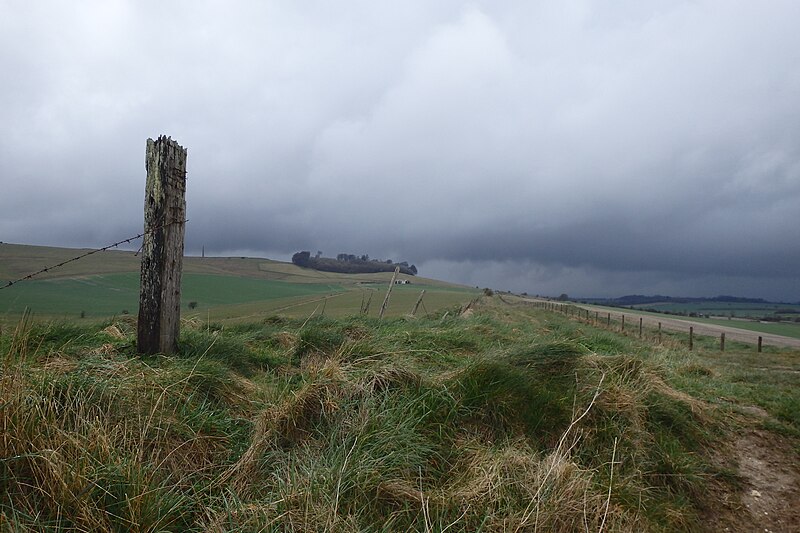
xmin=1 ymin=1 xmax=799 ymax=300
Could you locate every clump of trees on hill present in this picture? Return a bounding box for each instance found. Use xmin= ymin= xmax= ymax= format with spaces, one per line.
xmin=292 ymin=251 xmax=417 ymax=276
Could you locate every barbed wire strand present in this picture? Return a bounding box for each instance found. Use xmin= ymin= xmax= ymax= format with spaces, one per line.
xmin=0 ymin=219 xmax=187 ymax=290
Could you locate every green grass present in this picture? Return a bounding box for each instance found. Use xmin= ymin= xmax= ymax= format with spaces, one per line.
xmin=3 ymin=297 xmax=795 ymax=531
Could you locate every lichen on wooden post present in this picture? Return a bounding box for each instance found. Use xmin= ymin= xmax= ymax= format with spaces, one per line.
xmin=137 ymin=136 xmax=187 ymax=354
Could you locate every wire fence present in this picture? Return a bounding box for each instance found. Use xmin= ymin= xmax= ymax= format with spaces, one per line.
xmin=0 ymin=219 xmax=187 ymax=291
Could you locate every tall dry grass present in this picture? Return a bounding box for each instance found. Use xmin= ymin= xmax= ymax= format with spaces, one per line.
xmin=0 ymin=301 xmax=723 ymax=531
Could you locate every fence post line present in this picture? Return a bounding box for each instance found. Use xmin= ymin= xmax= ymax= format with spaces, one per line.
xmin=689 ymin=327 xmax=694 ymax=351
xmin=137 ymin=136 xmax=187 ymax=355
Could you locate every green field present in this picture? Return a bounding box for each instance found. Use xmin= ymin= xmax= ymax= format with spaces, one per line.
xmin=630 ymin=300 xmax=800 ymax=319
xmin=0 ymin=273 xmax=343 ymax=319
xmin=698 ymin=316 xmax=800 ymax=339
xmin=0 ymin=243 xmax=479 ymax=324
xmin=588 ymin=303 xmax=800 ymax=340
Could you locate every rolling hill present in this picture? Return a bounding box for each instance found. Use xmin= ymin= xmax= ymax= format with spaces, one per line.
xmin=0 ymin=243 xmax=477 ymax=323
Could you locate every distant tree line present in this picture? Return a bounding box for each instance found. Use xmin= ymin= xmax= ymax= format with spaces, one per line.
xmin=292 ymin=251 xmax=417 ymax=276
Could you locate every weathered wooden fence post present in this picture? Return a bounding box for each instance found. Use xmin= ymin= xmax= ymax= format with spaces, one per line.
xmin=689 ymin=327 xmax=694 ymax=351
xmin=411 ymin=289 xmax=426 ymax=317
xmin=362 ymin=292 xmax=373 ymax=315
xmin=137 ymin=136 xmax=187 ymax=355
xmin=378 ymin=267 xmax=401 ymax=320
xmin=757 ymin=336 xmax=763 ymax=353
xmin=720 ymin=332 xmax=725 ymax=352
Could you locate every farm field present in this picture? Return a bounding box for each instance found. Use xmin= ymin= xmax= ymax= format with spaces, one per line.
xmin=0 ymin=243 xmax=478 ymax=325
xmin=629 ymin=300 xmax=800 ymax=319
xmin=0 ymin=273 xmax=342 ymax=320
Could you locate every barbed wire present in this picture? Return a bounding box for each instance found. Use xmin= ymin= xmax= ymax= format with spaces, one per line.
xmin=0 ymin=219 xmax=187 ymax=290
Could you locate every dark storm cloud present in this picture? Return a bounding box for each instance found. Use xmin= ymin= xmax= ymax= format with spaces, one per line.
xmin=1 ymin=1 xmax=799 ymax=300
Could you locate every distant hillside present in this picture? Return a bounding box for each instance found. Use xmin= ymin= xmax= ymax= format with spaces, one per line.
xmin=292 ymin=251 xmax=417 ymax=276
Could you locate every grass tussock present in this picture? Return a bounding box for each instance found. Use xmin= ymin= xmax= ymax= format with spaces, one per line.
xmin=0 ymin=298 xmax=772 ymax=531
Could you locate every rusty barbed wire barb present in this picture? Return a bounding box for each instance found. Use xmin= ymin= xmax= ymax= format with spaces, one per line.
xmin=0 ymin=219 xmax=187 ymax=290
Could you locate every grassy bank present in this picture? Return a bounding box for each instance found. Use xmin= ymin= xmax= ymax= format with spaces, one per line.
xmin=1 ymin=298 xmax=797 ymax=531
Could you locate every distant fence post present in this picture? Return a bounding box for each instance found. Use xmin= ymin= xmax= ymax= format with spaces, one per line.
xmin=689 ymin=327 xmax=694 ymax=351
xmin=362 ymin=292 xmax=373 ymax=315
xmin=639 ymin=317 xmax=643 ymax=338
xmin=411 ymin=289 xmax=426 ymax=316
xmin=621 ymin=315 xmax=625 ymax=332
xmin=720 ymin=332 xmax=725 ymax=352
xmin=607 ymin=313 xmax=610 ymax=327
xmin=378 ymin=266 xmax=400 ymax=320
xmin=758 ymin=336 xmax=763 ymax=353
xmin=658 ymin=322 xmax=662 ymax=343
xmin=137 ymin=136 xmax=187 ymax=355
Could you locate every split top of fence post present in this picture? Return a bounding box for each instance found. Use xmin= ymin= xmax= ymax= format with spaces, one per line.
xmin=137 ymin=136 xmax=187 ymax=355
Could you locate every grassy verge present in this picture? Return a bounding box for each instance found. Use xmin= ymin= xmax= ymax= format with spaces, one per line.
xmin=1 ymin=298 xmax=796 ymax=531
